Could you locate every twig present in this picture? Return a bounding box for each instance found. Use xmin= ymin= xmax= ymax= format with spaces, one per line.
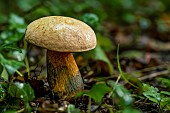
xmin=87 ymin=97 xmax=91 ymax=113
xmin=139 ymin=70 xmax=170 ymax=81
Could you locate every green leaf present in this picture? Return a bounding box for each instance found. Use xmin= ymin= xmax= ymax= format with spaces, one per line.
xmin=142 ymin=84 xmax=170 ymax=109
xmin=81 ymin=82 xmax=111 ymax=103
xmin=0 ymin=43 xmax=22 ymax=52
xmin=122 ymin=13 xmax=136 ymax=24
xmin=0 ymin=63 xmax=9 ymax=81
xmin=7 ymin=49 xmax=26 ymax=61
xmin=8 ymin=83 xmax=34 ymax=102
xmin=81 ymin=13 xmax=99 ymax=28
xmin=108 ymin=80 xmax=134 ymax=106
xmin=23 ymin=83 xmax=35 ymax=102
xmin=84 ymin=45 xmax=114 ymax=75
xmin=121 ymin=50 xmax=144 ymax=59
xmin=0 ymin=54 xmax=25 ymax=74
xmin=9 ymin=13 xmax=25 ymax=25
xmin=97 ymin=34 xmax=114 ymax=52
xmin=9 ymin=13 xmax=26 ymax=31
xmin=0 ymin=63 xmax=2 ymax=75
xmin=159 ymin=78 xmax=170 ymax=88
xmin=123 ymin=107 xmax=141 ymax=113
xmin=142 ymin=83 xmax=160 ymax=103
xmin=3 ymin=110 xmax=18 ymax=113
xmin=24 ymin=103 xmax=32 ymax=113
xmin=4 ymin=32 xmax=24 ymax=43
xmin=0 ymin=31 xmax=12 ymax=40
xmin=67 ymin=104 xmax=81 ymax=113
xmin=8 ymin=83 xmax=23 ymax=98
xmin=16 ymin=0 xmax=39 ymax=12
xmin=160 ymin=91 xmax=170 ymax=96
xmin=0 ymin=84 xmax=6 ymax=102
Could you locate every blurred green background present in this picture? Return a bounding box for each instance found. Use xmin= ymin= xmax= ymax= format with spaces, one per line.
xmin=1 ymin=0 xmax=170 ymax=33
xmin=1 ymin=0 xmax=170 ymax=42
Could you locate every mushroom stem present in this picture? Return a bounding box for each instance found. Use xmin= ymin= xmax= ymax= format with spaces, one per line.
xmin=47 ymin=50 xmax=84 ymax=99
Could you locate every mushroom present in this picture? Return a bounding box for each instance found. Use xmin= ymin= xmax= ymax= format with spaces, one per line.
xmin=25 ymin=16 xmax=96 ymax=99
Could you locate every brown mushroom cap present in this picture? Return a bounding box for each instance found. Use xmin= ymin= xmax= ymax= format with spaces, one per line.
xmin=25 ymin=16 xmax=96 ymax=52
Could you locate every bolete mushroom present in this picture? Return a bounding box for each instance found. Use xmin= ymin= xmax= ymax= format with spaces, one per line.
xmin=25 ymin=16 xmax=96 ymax=99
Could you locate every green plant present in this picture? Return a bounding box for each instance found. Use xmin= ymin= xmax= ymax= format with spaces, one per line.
xmin=0 ymin=82 xmax=34 ymax=112
xmin=158 ymin=77 xmax=170 ymax=88
xmin=0 ymin=13 xmax=35 ymax=112
xmin=75 ymin=44 xmax=141 ymax=112
xmin=142 ymin=83 xmax=170 ymax=112
xmin=80 ymin=13 xmax=114 ymax=75
xmin=0 ymin=13 xmax=26 ymax=78
xmin=67 ymin=104 xmax=81 ymax=113
xmin=76 ymin=80 xmax=141 ymax=112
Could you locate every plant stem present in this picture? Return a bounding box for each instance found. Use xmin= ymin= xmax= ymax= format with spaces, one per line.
xmin=117 ymin=44 xmax=138 ymax=88
xmin=87 ymin=97 xmax=91 ymax=113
